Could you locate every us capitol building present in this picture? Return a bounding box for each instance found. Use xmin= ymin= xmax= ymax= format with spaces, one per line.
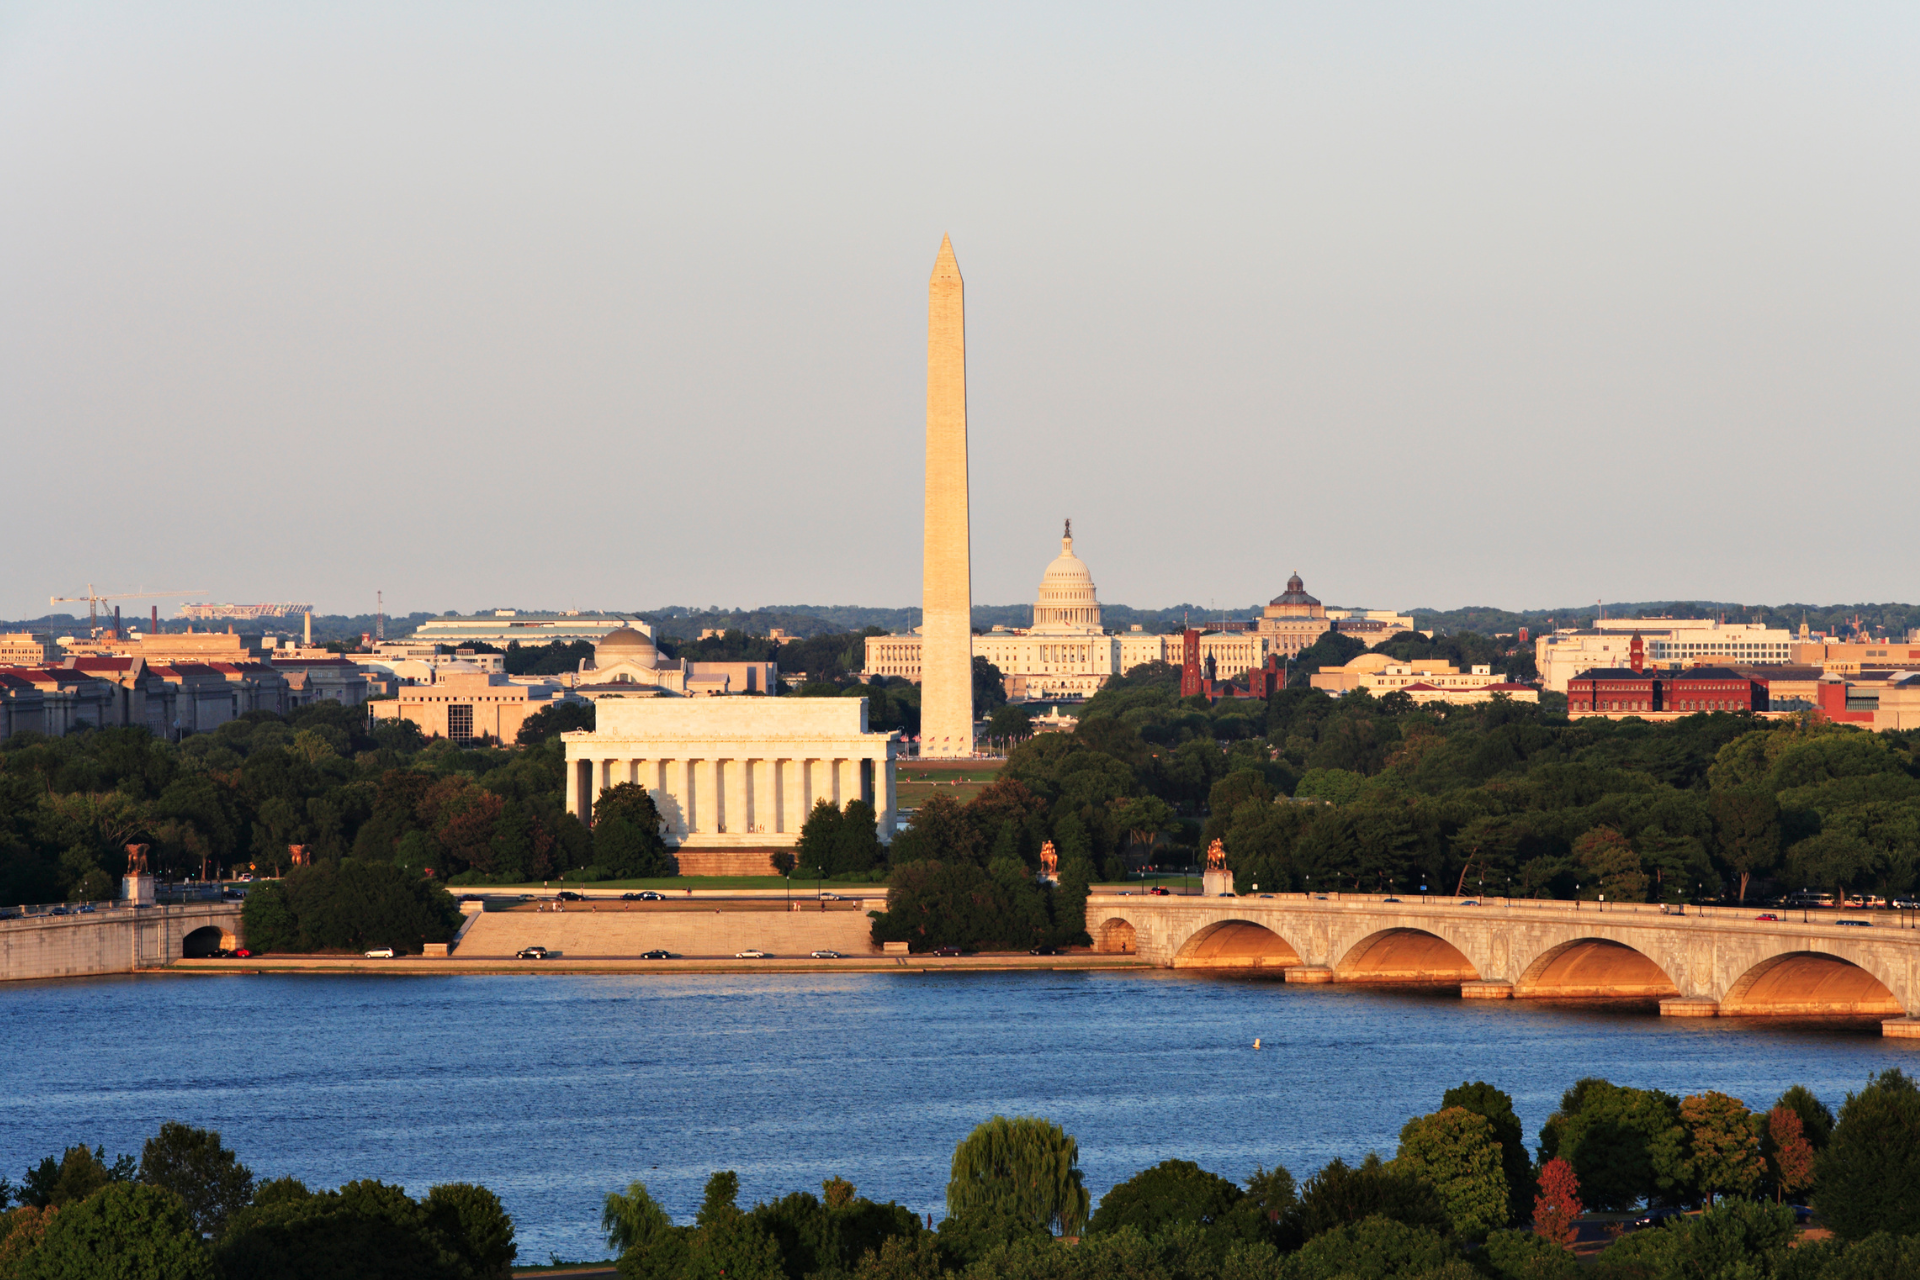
xmin=863 ymin=525 xmax=1388 ymax=701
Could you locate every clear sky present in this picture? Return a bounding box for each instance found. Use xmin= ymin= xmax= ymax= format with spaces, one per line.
xmin=3 ymin=2 xmax=1915 ymax=621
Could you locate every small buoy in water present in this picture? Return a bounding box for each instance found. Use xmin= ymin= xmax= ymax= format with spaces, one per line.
xmin=1253 ymin=1038 xmax=1262 ymax=1050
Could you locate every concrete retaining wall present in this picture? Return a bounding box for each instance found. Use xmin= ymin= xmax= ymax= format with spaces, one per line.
xmin=455 ymin=906 xmax=877 ymax=958
xmin=0 ymin=904 xmax=244 ymax=982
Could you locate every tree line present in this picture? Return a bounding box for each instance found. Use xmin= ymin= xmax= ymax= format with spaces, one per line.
xmin=0 ymin=701 xmax=629 ymax=910
xmin=593 ymin=1068 xmax=1920 ymax=1280
xmin=6 ymin=1071 xmax=1916 ymax=1277
xmin=0 ymin=1122 xmax=514 ymax=1279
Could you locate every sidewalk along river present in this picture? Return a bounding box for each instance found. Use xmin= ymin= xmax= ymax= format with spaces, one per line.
xmin=0 ymin=969 xmax=1906 ymax=1263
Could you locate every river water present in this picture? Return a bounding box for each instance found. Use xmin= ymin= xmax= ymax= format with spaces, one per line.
xmin=0 ymin=971 xmax=1906 ymax=1263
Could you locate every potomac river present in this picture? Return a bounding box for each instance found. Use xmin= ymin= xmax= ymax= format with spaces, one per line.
xmin=1 ymin=970 xmax=1908 ymax=1263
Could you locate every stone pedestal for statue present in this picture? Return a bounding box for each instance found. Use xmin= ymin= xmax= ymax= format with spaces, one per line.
xmin=1035 ymin=874 xmax=1058 ymax=886
xmin=1202 ymin=869 xmax=1235 ymax=897
xmin=122 ymin=874 xmax=155 ymax=906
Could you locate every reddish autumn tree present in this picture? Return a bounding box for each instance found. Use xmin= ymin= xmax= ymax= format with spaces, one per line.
xmin=1533 ymin=1157 xmax=1582 ymax=1247
xmin=1768 ymin=1106 xmax=1816 ymax=1204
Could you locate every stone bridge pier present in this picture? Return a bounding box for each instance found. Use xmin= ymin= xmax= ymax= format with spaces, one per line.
xmin=1088 ymin=892 xmax=1920 ymax=1038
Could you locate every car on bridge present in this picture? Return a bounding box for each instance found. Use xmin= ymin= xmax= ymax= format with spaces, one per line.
xmin=516 ymin=946 xmax=552 ymax=959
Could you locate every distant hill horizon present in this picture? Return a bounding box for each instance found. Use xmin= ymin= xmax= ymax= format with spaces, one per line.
xmin=7 ymin=599 xmax=1915 ymax=646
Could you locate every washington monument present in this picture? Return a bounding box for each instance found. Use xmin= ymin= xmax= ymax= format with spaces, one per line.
xmin=920 ymin=235 xmax=973 ymax=758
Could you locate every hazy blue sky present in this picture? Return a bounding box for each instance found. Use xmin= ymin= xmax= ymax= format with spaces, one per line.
xmin=4 ymin=2 xmax=1915 ymax=621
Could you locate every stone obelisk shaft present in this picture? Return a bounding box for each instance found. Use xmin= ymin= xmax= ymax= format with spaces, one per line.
xmin=921 ymin=235 xmax=973 ymax=758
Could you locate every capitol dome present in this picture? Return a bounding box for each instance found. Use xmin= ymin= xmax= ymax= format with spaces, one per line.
xmin=1033 ymin=521 xmax=1102 ymax=632
xmin=595 ymin=625 xmax=658 ymax=669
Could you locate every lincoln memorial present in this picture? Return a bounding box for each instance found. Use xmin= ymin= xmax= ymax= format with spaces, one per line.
xmin=562 ymin=697 xmax=899 ymax=847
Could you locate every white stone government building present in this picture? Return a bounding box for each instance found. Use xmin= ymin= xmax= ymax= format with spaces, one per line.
xmin=863 ymin=530 xmax=1401 ymax=701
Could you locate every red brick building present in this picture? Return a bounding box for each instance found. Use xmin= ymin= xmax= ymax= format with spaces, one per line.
xmin=1567 ymin=669 xmax=1659 ymax=715
xmin=1568 ymin=665 xmax=1764 ymax=718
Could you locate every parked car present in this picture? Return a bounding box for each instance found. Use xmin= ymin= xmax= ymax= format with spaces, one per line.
xmin=516 ymin=946 xmax=551 ymax=960
xmin=735 ymin=949 xmax=772 ymax=959
xmin=810 ymin=950 xmax=845 ymax=959
xmin=363 ymin=948 xmax=396 ymax=959
xmin=1029 ymin=946 xmax=1061 ymax=955
xmin=932 ymin=946 xmax=963 ymax=956
xmin=640 ymin=949 xmax=673 ymax=959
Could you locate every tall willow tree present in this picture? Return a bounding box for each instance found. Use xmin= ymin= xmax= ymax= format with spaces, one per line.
xmin=946 ymin=1116 xmax=1090 ymax=1236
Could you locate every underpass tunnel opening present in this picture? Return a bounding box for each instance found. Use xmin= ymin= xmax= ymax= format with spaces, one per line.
xmin=1720 ymin=952 xmax=1904 ymax=1017
xmin=1092 ymin=918 xmax=1137 ymax=954
xmin=182 ymin=925 xmax=236 ymax=958
xmin=1173 ymin=920 xmax=1303 ymax=969
xmin=1334 ymin=929 xmax=1480 ymax=985
xmin=1515 ymin=938 xmax=1678 ymax=999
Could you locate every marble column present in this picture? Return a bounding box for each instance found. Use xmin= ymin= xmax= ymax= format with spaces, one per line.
xmin=782 ymin=759 xmax=803 ymax=834
xmin=722 ymin=759 xmax=746 ymax=836
xmin=695 ymin=759 xmax=717 ymax=833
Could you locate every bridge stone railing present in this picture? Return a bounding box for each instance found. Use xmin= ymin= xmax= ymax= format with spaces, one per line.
xmin=0 ymin=902 xmax=244 ymax=983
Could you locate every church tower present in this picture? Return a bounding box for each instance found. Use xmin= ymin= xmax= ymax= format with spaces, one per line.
xmin=920 ymin=236 xmax=973 ymax=757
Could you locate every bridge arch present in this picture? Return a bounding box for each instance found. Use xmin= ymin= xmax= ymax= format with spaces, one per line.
xmin=1172 ymin=919 xmax=1303 ymax=969
xmin=1334 ymin=928 xmax=1479 ymax=985
xmin=181 ymin=924 xmax=237 ymax=957
xmin=1720 ymin=950 xmax=1903 ymax=1017
xmin=1091 ymin=917 xmax=1137 ymax=954
xmin=1515 ymin=937 xmax=1678 ymax=999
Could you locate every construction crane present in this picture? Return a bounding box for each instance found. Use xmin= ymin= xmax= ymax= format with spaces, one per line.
xmin=50 ymin=585 xmax=208 ymax=636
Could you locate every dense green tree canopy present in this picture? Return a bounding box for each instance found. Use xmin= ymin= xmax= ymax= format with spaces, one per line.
xmin=1815 ymin=1067 xmax=1920 ymax=1240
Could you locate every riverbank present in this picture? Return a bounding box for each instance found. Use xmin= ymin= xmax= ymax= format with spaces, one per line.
xmin=167 ymin=951 xmax=1151 ymax=977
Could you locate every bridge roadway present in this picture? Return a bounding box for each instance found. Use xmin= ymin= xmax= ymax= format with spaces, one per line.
xmin=0 ymin=903 xmax=244 ymax=983
xmin=1087 ymin=891 xmax=1920 ymax=1037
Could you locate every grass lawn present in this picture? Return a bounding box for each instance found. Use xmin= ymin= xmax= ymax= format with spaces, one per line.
xmin=896 ymin=759 xmax=1004 ymax=807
